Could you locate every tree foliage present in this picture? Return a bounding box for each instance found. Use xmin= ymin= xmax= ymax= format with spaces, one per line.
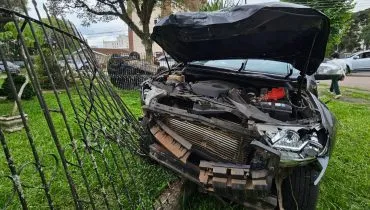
xmin=46 ymin=0 xmax=207 ymax=61
xmin=47 ymin=0 xmax=162 ymax=61
xmin=361 ymin=24 xmax=370 ymax=48
xmin=339 ymin=16 xmax=361 ymax=52
xmin=0 ymin=74 xmax=35 ymax=100
xmin=0 ymin=17 xmax=73 ymax=60
xmin=0 ymin=0 xmax=28 ymax=12
xmin=340 ymin=8 xmax=370 ymax=52
xmin=199 ymin=0 xmax=239 ymax=11
xmin=0 ymin=0 xmax=29 ymax=32
xmin=283 ymin=0 xmax=355 ymax=55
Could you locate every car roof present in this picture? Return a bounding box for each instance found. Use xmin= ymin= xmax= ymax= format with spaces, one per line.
xmin=354 ymin=50 xmax=370 ymax=55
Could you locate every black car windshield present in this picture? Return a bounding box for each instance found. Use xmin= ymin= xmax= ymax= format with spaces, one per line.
xmin=191 ymin=59 xmax=300 ymax=76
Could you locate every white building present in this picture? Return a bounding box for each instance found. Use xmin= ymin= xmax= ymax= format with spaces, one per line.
xmin=129 ymin=7 xmax=163 ymax=56
xmin=128 ymin=1 xmax=206 ymax=56
xmin=103 ymin=34 xmax=128 ymax=49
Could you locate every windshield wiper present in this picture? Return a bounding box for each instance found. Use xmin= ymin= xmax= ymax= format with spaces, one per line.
xmin=238 ymin=59 xmax=248 ymax=72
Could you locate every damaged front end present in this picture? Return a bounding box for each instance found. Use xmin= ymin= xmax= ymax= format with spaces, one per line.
xmin=140 ymin=70 xmax=333 ymax=209
xmin=142 ymin=2 xmax=334 ymax=208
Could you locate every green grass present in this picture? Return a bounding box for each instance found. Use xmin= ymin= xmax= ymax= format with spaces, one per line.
xmin=0 ymin=88 xmax=176 ymax=209
xmin=0 ymin=85 xmax=369 ymax=209
xmin=316 ymin=87 xmax=370 ymax=209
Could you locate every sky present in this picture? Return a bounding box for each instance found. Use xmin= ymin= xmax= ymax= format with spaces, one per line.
xmin=28 ymin=0 xmax=370 ymax=47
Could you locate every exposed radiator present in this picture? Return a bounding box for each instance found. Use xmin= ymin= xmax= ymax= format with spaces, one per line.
xmin=165 ymin=118 xmax=250 ymax=164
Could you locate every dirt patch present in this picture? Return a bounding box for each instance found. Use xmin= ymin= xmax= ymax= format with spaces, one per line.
xmin=154 ymin=180 xmax=184 ymax=210
xmin=318 ymin=88 xmax=370 ymax=105
xmin=337 ymin=96 xmax=370 ymax=105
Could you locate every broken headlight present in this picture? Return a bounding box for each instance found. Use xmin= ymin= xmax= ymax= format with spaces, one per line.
xmin=265 ymin=129 xmax=324 ymax=163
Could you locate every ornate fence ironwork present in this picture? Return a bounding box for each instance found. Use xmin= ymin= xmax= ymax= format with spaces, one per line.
xmin=0 ymin=0 xmax=171 ymax=209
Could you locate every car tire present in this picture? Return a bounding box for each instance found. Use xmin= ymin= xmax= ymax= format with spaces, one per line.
xmin=281 ymin=165 xmax=319 ymax=210
xmin=346 ymin=65 xmax=351 ymax=74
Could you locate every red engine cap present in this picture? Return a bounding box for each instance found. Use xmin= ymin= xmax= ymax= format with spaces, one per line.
xmin=262 ymin=87 xmax=286 ymax=101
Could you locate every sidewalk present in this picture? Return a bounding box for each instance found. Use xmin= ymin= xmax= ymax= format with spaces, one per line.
xmin=319 ymin=72 xmax=370 ymax=91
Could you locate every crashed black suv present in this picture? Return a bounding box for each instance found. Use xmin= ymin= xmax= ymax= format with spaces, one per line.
xmin=141 ymin=3 xmax=335 ymax=210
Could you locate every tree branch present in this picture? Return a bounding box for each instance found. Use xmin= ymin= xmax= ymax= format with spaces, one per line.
xmin=74 ymin=0 xmax=121 ymax=16
xmin=96 ymin=0 xmax=121 ymax=14
xmin=131 ymin=0 xmax=142 ymax=20
xmin=117 ymin=0 xmax=145 ymax=39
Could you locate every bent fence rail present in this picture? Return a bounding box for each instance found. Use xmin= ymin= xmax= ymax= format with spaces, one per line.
xmin=0 ymin=0 xmax=168 ymax=209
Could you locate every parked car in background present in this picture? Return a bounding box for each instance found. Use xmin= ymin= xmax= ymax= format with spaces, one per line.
xmin=341 ymin=50 xmax=370 ymax=72
xmin=13 ymin=61 xmax=25 ymax=68
xmin=315 ymin=61 xmax=346 ymax=80
xmin=58 ymin=59 xmax=89 ymax=71
xmin=0 ymin=61 xmax=21 ymax=74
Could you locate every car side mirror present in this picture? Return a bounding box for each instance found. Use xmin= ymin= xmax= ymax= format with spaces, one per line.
xmin=353 ymin=55 xmax=360 ymax=60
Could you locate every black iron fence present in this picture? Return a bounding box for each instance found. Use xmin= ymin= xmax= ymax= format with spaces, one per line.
xmin=0 ymin=0 xmax=169 ymax=209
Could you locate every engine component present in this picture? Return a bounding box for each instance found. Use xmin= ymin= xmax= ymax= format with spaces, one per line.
xmin=191 ymin=80 xmax=239 ymax=98
xmin=259 ymin=102 xmax=292 ymax=113
xmin=164 ymin=117 xmax=250 ymax=163
xmin=150 ymin=124 xmax=191 ymax=163
xmin=261 ymin=87 xmax=286 ymax=101
xmin=167 ymin=74 xmax=185 ymax=83
xmin=143 ymin=86 xmax=167 ymax=105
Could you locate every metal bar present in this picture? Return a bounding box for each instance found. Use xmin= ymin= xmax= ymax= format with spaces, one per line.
xmin=13 ymin=0 xmax=81 ymax=207
xmin=0 ymin=3 xmax=152 ymax=209
xmin=2 ymin=3 xmax=57 ymax=209
xmin=0 ymin=49 xmax=29 ymax=210
xmin=31 ymin=1 xmax=97 ymax=208
xmin=0 ymin=131 xmax=28 ymax=209
xmin=42 ymin=6 xmax=113 ymax=209
xmin=64 ymin=19 xmax=149 ymax=210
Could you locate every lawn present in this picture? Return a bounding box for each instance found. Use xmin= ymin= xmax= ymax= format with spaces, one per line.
xmin=0 ymin=87 xmax=176 ymax=209
xmin=0 ymin=84 xmax=369 ymax=209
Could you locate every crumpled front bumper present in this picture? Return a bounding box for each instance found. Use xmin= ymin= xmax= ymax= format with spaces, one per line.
xmin=148 ymin=135 xmax=281 ymax=209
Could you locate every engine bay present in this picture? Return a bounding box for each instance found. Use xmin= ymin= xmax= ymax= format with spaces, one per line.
xmin=143 ymin=71 xmax=319 ymax=124
xmin=141 ymin=69 xmax=329 ymax=208
xmin=142 ymin=70 xmax=327 ymax=164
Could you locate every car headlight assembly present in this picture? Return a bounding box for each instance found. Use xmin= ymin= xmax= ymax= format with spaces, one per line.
xmin=264 ymin=128 xmax=324 ymax=165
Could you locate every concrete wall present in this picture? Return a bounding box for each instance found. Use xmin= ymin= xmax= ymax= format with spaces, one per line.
xmin=103 ymin=35 xmax=128 ymax=49
xmin=129 ymin=1 xmax=206 ymax=56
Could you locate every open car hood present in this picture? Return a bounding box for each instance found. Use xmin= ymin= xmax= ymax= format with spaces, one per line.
xmin=151 ymin=2 xmax=330 ymax=75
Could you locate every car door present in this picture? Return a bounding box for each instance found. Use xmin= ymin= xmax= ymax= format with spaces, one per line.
xmin=352 ymin=52 xmax=370 ymax=71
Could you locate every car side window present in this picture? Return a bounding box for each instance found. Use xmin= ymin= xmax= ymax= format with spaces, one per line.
xmin=364 ymin=52 xmax=370 ymax=58
xmin=359 ymin=52 xmax=370 ymax=59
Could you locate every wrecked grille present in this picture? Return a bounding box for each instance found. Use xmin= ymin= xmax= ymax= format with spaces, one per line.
xmin=165 ymin=118 xmax=251 ymax=164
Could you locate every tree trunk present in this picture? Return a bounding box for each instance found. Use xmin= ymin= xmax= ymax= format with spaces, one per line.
xmin=183 ymin=0 xmax=207 ymax=11
xmin=142 ymin=19 xmax=153 ymax=63
xmin=11 ymin=75 xmax=29 ymax=116
xmin=11 ymin=45 xmax=30 ymax=116
xmin=143 ymin=37 xmax=153 ymax=63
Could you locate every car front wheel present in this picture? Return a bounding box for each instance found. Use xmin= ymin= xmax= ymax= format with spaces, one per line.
xmin=281 ymin=165 xmax=320 ymax=210
xmin=346 ymin=65 xmax=351 ymax=74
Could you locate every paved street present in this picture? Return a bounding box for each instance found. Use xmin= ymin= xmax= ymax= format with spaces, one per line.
xmin=319 ymin=72 xmax=370 ymax=91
